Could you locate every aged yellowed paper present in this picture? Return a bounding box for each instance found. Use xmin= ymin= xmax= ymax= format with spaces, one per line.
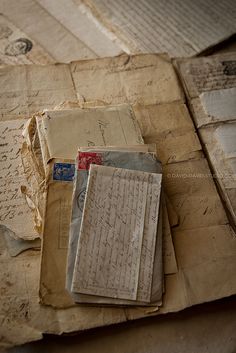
xmin=0 ymin=119 xmax=38 ymax=240
xmin=176 ymin=53 xmax=236 ymax=226
xmin=1 ymin=54 xmax=236 ymax=349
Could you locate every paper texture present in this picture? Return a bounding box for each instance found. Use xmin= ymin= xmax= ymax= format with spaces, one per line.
xmin=200 ymin=123 xmax=236 ymax=225
xmin=72 ymin=165 xmax=158 ymax=301
xmin=39 ymin=159 xmax=76 ymax=307
xmin=0 ymin=64 xmax=77 ymax=121
xmin=40 ymin=105 xmax=143 ymax=161
xmin=0 ymin=0 xmax=122 ymax=65
xmin=0 ymin=233 xmax=127 ymax=350
xmin=0 ymin=13 xmax=54 ymax=65
xmin=79 ymin=144 xmax=156 ymax=153
xmin=21 ymin=116 xmax=47 ymax=235
xmin=0 ymin=54 xmax=182 ymax=123
xmin=200 ymin=88 xmax=236 ymax=121
xmin=1 ymin=225 xmax=41 ymax=256
xmin=70 ymin=54 xmax=183 ymax=106
xmin=1 ymin=54 xmax=236 ymax=348
xmin=35 ymin=115 xmax=50 ymax=173
xmin=163 ymin=158 xmax=228 ymax=231
xmin=177 ymin=53 xmax=236 ymax=226
xmin=133 ymin=102 xmax=202 ymax=165
xmin=0 ymin=119 xmax=38 ymax=240
xmin=36 ymin=0 xmax=122 ymax=57
xmin=79 ymin=0 xmax=236 ymax=57
xmin=162 ymin=196 xmax=177 ymax=275
xmin=2 ymin=0 xmax=234 ymax=64
xmin=176 ymin=53 xmax=236 ymax=100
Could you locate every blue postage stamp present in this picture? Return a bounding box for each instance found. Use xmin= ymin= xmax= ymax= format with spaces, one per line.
xmin=53 ymin=163 xmax=75 ymax=182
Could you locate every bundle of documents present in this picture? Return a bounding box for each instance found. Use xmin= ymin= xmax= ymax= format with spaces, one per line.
xmin=2 ymin=53 xmax=236 ymax=347
xmin=67 ymin=148 xmax=163 ymax=306
xmin=21 ymin=103 xmax=176 ymax=309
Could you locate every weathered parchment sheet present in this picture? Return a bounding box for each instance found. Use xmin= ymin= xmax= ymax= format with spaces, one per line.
xmin=133 ymin=102 xmax=203 ymax=165
xmin=69 ymin=54 xmax=236 ymax=321
xmin=1 ymin=0 xmax=235 ymax=65
xmin=0 ymin=119 xmax=38 ymax=240
xmin=0 ymin=0 xmax=121 ymax=65
xmin=0 ymin=13 xmax=54 ymax=65
xmin=39 ymin=105 xmax=143 ymax=161
xmin=35 ymin=0 xmax=122 ymax=57
xmin=176 ymin=53 xmax=236 ymax=226
xmin=0 ymin=64 xmax=77 ymax=121
xmin=70 ymin=54 xmax=184 ymax=106
xmin=1 ymin=227 xmax=41 ymax=256
xmin=176 ymin=54 xmax=236 ymax=101
xmin=1 ymin=54 xmax=236 ymax=349
xmin=78 ymin=0 xmax=236 ymax=57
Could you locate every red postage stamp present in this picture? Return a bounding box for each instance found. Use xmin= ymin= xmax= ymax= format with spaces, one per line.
xmin=78 ymin=152 xmax=103 ymax=170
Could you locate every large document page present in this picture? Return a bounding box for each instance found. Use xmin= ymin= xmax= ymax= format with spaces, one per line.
xmin=0 ymin=119 xmax=38 ymax=240
xmin=0 ymin=0 xmax=121 ymax=65
xmin=79 ymin=0 xmax=236 ymax=57
xmin=1 ymin=54 xmax=236 ymax=348
xmin=176 ymin=53 xmax=236 ymax=226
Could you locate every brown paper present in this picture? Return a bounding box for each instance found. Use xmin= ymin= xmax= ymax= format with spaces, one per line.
xmin=1 ymin=54 xmax=236 ymax=349
xmin=176 ymin=53 xmax=236 ymax=226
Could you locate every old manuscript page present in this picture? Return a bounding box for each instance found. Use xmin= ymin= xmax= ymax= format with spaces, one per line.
xmin=72 ymin=165 xmax=161 ymax=302
xmin=0 ymin=0 xmax=121 ymax=65
xmin=176 ymin=53 xmax=236 ymax=226
xmin=79 ymin=0 xmax=236 ymax=57
xmin=0 ymin=119 xmax=38 ymax=240
xmin=1 ymin=54 xmax=236 ymax=348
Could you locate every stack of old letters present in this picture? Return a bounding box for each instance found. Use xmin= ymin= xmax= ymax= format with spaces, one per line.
xmin=68 ymin=147 xmax=163 ymax=306
xmin=2 ymin=53 xmax=236 ymax=346
xmin=22 ymin=103 xmax=176 ymax=309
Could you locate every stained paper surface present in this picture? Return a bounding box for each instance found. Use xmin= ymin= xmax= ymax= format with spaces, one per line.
xmin=177 ymin=53 xmax=236 ymax=225
xmin=1 ymin=54 xmax=236 ymax=349
xmin=0 ymin=119 xmax=38 ymax=240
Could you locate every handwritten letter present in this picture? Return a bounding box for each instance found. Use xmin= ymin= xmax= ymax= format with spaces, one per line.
xmin=72 ymin=165 xmax=148 ymax=300
xmin=0 ymin=120 xmax=37 ymax=240
xmin=72 ymin=165 xmax=162 ymax=301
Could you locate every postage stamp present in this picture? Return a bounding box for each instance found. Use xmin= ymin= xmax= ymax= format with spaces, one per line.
xmin=53 ymin=163 xmax=75 ymax=182
xmin=78 ymin=152 xmax=103 ymax=170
